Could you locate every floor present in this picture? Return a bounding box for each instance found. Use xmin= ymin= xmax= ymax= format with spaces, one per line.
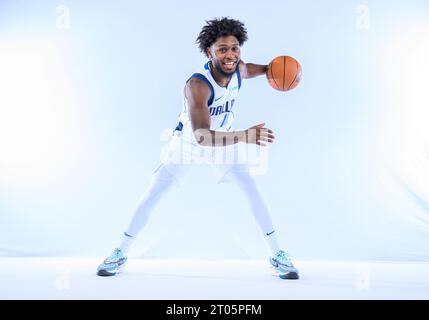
xmin=1 ymin=258 xmax=428 ymax=299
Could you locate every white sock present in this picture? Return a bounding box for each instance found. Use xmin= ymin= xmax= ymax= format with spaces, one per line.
xmin=119 ymin=232 xmax=135 ymax=255
xmin=266 ymin=230 xmax=280 ymax=255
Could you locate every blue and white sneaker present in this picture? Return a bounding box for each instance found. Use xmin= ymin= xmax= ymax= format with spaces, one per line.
xmin=270 ymin=249 xmax=299 ymax=280
xmin=97 ymin=248 xmax=127 ymax=277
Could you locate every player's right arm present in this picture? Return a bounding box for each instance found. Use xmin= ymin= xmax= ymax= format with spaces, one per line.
xmin=185 ymin=78 xmax=275 ymax=147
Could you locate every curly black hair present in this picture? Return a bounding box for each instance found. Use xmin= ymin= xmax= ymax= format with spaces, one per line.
xmin=196 ymin=17 xmax=248 ymax=57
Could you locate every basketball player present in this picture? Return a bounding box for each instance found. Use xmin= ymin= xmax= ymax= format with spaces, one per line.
xmin=97 ymin=17 xmax=299 ymax=280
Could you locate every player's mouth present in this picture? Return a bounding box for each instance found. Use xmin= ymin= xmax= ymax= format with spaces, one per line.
xmin=223 ymin=61 xmax=237 ymax=71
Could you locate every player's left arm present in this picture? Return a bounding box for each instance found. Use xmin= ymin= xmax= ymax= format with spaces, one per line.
xmin=238 ymin=60 xmax=268 ymax=79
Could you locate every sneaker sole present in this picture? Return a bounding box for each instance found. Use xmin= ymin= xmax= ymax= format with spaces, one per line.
xmin=97 ymin=264 xmax=126 ymax=277
xmin=97 ymin=269 xmax=117 ymax=277
xmin=270 ymin=264 xmax=299 ymax=280
xmin=278 ymin=271 xmax=299 ymax=280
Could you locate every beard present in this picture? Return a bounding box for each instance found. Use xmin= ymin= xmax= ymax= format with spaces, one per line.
xmin=211 ymin=60 xmax=237 ymax=77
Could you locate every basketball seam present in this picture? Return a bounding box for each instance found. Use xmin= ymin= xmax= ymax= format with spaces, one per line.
xmin=287 ymin=60 xmax=299 ymax=90
xmin=283 ymin=56 xmax=286 ymax=91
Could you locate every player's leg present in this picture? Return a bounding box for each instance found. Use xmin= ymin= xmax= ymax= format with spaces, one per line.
xmin=227 ymin=166 xmax=299 ymax=279
xmin=122 ymin=163 xmax=180 ymax=242
xmin=97 ymin=163 xmax=182 ymax=276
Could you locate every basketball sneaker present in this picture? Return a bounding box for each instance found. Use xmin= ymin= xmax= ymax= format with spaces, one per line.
xmin=270 ymin=249 xmax=299 ymax=280
xmin=97 ymin=248 xmax=127 ymax=277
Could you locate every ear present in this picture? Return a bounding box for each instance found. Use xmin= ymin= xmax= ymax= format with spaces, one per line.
xmin=206 ymin=48 xmax=212 ymax=59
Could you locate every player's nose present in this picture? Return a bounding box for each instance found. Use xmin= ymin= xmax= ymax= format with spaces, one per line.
xmin=226 ymin=52 xmax=237 ymax=61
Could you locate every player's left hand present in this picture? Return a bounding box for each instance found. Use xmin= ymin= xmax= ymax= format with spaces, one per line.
xmin=245 ymin=123 xmax=275 ymax=147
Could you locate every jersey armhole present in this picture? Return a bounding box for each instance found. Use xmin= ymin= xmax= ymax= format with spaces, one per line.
xmin=186 ymin=73 xmax=215 ymax=106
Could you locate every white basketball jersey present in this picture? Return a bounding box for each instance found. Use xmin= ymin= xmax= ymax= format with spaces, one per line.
xmin=175 ymin=61 xmax=242 ymax=136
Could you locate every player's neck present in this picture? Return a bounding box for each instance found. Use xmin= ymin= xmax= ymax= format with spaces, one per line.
xmin=209 ymin=61 xmax=232 ymax=88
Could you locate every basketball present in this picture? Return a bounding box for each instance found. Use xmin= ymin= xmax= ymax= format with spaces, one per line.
xmin=266 ymin=56 xmax=302 ymax=91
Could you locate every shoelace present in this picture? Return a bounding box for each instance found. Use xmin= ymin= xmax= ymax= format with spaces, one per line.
xmin=276 ymin=250 xmax=293 ymax=267
xmin=106 ymin=248 xmax=122 ymax=263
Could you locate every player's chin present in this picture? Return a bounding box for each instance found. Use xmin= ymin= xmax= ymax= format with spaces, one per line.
xmin=221 ymin=67 xmax=237 ymax=75
xmin=221 ymin=64 xmax=237 ymax=74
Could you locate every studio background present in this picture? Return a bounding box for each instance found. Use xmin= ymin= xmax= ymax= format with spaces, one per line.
xmin=1 ymin=0 xmax=428 ymax=261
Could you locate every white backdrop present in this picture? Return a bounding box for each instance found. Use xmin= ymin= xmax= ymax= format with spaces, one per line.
xmin=0 ymin=0 xmax=428 ymax=261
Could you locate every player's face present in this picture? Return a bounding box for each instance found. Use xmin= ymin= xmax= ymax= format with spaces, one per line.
xmin=207 ymin=36 xmax=241 ymax=77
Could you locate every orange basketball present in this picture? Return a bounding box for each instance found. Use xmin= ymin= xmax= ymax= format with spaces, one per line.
xmin=267 ymin=56 xmax=302 ymax=91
